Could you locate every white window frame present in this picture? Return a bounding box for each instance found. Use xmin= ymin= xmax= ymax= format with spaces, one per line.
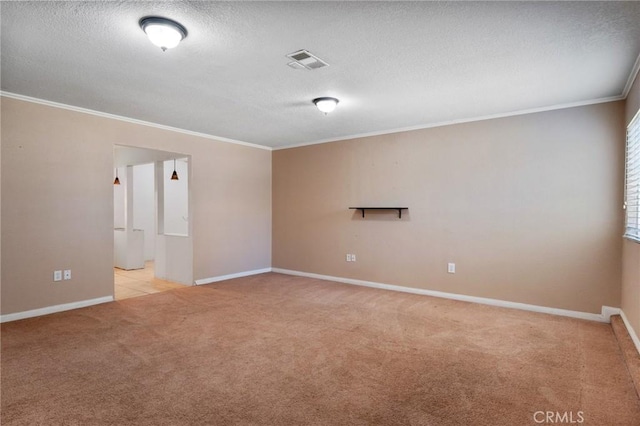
xmin=624 ymin=109 xmax=640 ymax=242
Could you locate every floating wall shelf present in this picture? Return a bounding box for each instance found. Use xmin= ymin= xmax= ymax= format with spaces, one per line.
xmin=349 ymin=207 xmax=408 ymax=219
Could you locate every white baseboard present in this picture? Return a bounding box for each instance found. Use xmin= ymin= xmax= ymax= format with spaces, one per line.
xmin=194 ymin=268 xmax=272 ymax=285
xmin=0 ymin=296 xmax=114 ymax=323
xmin=602 ymin=306 xmax=622 ymax=322
xmin=2 ymin=269 xmax=624 ymax=330
xmin=272 ymin=268 xmax=615 ymax=323
xmin=620 ymin=310 xmax=640 ymax=355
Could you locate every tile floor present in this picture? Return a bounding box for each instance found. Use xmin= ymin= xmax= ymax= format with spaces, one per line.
xmin=114 ymin=261 xmax=185 ymax=300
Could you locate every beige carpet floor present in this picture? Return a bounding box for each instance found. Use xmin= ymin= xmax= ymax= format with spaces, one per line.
xmin=2 ymin=272 xmax=639 ymax=425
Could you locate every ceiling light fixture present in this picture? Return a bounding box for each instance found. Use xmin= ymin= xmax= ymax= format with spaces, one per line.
xmin=139 ymin=17 xmax=187 ymax=51
xmin=313 ymin=97 xmax=339 ymax=114
xmin=171 ymin=159 xmax=179 ymax=181
xmin=114 ymin=169 xmax=120 ymax=185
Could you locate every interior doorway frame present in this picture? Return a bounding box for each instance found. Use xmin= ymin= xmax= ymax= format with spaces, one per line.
xmin=113 ymin=144 xmax=193 ymax=299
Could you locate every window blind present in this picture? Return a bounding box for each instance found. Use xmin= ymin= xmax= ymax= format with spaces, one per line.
xmin=625 ymin=110 xmax=640 ymax=242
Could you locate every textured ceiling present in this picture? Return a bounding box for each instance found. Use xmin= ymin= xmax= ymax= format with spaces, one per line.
xmin=2 ymin=1 xmax=640 ymax=149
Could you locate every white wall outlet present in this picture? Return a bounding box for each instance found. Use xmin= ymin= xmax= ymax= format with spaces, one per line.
xmin=447 ymin=263 xmax=456 ymax=274
xmin=63 ymin=270 xmax=71 ymax=280
xmin=53 ymin=270 xmax=62 ymax=282
xmin=351 ymin=254 xmax=356 ymax=262
xmin=346 ymin=254 xmax=352 ymax=262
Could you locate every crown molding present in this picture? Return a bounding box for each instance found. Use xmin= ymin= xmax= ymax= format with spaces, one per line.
xmin=0 ymin=91 xmax=272 ymax=151
xmin=273 ymin=95 xmax=625 ymax=151
xmin=623 ymin=51 xmax=640 ymax=99
xmin=3 ymin=85 xmax=631 ymax=154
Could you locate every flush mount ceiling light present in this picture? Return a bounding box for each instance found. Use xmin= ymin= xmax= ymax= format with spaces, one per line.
xmin=139 ymin=16 xmax=187 ymax=51
xmin=313 ymin=97 xmax=339 ymax=114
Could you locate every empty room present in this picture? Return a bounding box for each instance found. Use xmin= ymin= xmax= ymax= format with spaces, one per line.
xmin=2 ymin=2 xmax=640 ymax=425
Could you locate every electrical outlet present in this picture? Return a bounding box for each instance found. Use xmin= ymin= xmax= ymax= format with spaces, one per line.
xmin=447 ymin=263 xmax=456 ymax=274
xmin=346 ymin=254 xmax=352 ymax=262
xmin=63 ymin=270 xmax=71 ymax=280
xmin=53 ymin=270 xmax=62 ymax=282
xmin=351 ymin=254 xmax=356 ymax=262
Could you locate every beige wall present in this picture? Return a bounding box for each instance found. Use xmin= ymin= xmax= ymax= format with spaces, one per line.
xmin=0 ymin=93 xmax=629 ymax=318
xmin=273 ymin=102 xmax=625 ymax=314
xmin=622 ymin=70 xmax=640 ymax=336
xmin=1 ymin=96 xmax=271 ymax=315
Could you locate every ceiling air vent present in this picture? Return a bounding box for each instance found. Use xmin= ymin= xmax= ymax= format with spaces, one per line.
xmin=285 ymin=49 xmax=329 ymax=70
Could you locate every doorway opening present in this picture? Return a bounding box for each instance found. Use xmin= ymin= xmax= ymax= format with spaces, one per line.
xmin=113 ymin=145 xmax=192 ymax=300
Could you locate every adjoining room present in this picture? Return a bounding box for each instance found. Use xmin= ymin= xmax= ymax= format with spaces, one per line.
xmin=113 ymin=146 xmax=191 ymax=299
xmin=2 ymin=2 xmax=640 ymax=425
